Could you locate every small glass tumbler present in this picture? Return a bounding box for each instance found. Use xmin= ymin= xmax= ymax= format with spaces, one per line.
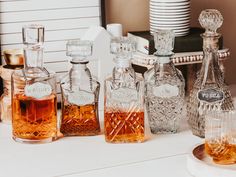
xmin=205 ymin=110 xmax=236 ymax=165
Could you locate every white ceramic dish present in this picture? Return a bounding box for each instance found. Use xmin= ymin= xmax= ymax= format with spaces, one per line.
xmin=150 ymin=20 xmax=190 ymax=25
xmin=187 ymin=144 xmax=236 ymax=177
xmin=150 ymin=10 xmax=190 ymax=16
xmin=149 ymin=16 xmax=190 ymax=23
xmin=150 ymin=4 xmax=190 ymax=10
xmin=150 ymin=0 xmax=189 ymax=3
xmin=150 ymin=23 xmax=190 ymax=28
xmin=150 ymin=26 xmax=189 ymax=32
xmin=149 ymin=7 xmax=190 ymax=12
xmin=149 ymin=14 xmax=190 ymax=19
xmin=150 ymin=1 xmax=190 ymax=6
xmin=150 ymin=24 xmax=189 ymax=30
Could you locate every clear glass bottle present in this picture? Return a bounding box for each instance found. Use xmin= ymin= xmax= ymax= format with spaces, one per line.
xmin=12 ymin=24 xmax=57 ymax=143
xmin=0 ymin=49 xmax=24 ymax=124
xmin=60 ymin=40 xmax=100 ymax=136
xmin=187 ymin=9 xmax=234 ymax=138
xmin=205 ymin=110 xmax=236 ymax=165
xmin=104 ymin=37 xmax=145 ymax=143
xmin=144 ymin=30 xmax=185 ymax=134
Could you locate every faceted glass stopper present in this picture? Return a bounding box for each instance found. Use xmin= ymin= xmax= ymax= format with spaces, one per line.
xmin=199 ymin=9 xmax=223 ymax=34
xmin=154 ymin=29 xmax=175 ymax=56
xmin=110 ymin=37 xmax=136 ymax=59
xmin=22 ymin=24 xmax=44 ymax=45
xmin=66 ymin=40 xmax=92 ymax=62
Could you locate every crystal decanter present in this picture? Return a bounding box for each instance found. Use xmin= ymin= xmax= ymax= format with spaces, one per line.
xmin=60 ymin=40 xmax=100 ymax=136
xmin=144 ymin=30 xmax=185 ymax=134
xmin=187 ymin=9 xmax=234 ymax=138
xmin=104 ymin=37 xmax=145 ymax=143
xmin=12 ymin=24 xmax=57 ymax=143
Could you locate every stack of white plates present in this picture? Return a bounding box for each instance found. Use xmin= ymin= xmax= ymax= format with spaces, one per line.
xmin=150 ymin=0 xmax=191 ymax=36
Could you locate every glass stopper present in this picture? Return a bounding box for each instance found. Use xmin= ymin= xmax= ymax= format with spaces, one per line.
xmin=22 ymin=24 xmax=44 ymax=45
xmin=110 ymin=37 xmax=136 ymax=59
xmin=154 ymin=29 xmax=175 ymax=56
xmin=199 ymin=9 xmax=223 ymax=34
xmin=66 ymin=40 xmax=92 ymax=62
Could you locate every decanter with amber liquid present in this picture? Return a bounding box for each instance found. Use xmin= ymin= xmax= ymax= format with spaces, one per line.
xmin=104 ymin=37 xmax=145 ymax=143
xmin=60 ymin=40 xmax=100 ymax=136
xmin=187 ymin=9 xmax=234 ymax=138
xmin=11 ymin=24 xmax=57 ymax=143
xmin=144 ymin=30 xmax=185 ymax=134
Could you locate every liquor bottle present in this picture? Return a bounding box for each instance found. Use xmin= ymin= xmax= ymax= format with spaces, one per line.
xmin=144 ymin=30 xmax=185 ymax=134
xmin=104 ymin=37 xmax=145 ymax=143
xmin=187 ymin=9 xmax=234 ymax=138
xmin=12 ymin=24 xmax=57 ymax=143
xmin=60 ymin=40 xmax=100 ymax=136
xmin=0 ymin=49 xmax=24 ymax=123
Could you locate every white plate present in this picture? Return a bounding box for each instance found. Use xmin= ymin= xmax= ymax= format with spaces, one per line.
xmin=149 ymin=13 xmax=190 ymax=19
xmin=149 ymin=7 xmax=190 ymax=12
xmin=150 ymin=27 xmax=189 ymax=32
xmin=151 ymin=0 xmax=189 ymax=3
xmin=150 ymin=25 xmax=190 ymax=30
xmin=149 ymin=15 xmax=190 ymax=21
xmin=150 ymin=22 xmax=190 ymax=28
xmin=149 ymin=10 xmax=190 ymax=16
xmin=150 ymin=19 xmax=190 ymax=24
xmin=150 ymin=4 xmax=190 ymax=10
xmin=150 ymin=1 xmax=190 ymax=6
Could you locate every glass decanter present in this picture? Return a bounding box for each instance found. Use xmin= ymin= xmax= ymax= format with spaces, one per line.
xmin=187 ymin=9 xmax=234 ymax=138
xmin=144 ymin=30 xmax=185 ymax=134
xmin=0 ymin=49 xmax=24 ymax=124
xmin=12 ymin=24 xmax=57 ymax=143
xmin=60 ymin=40 xmax=100 ymax=136
xmin=104 ymin=37 xmax=145 ymax=143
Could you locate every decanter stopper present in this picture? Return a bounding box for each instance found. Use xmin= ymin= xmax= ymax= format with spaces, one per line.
xmin=22 ymin=24 xmax=44 ymax=45
xmin=199 ymin=9 xmax=223 ymax=35
xmin=66 ymin=40 xmax=92 ymax=62
xmin=154 ymin=29 xmax=175 ymax=56
xmin=110 ymin=37 xmax=136 ymax=59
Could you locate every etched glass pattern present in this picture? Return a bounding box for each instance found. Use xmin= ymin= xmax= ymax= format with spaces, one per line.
xmin=187 ymin=9 xmax=234 ymax=138
xmin=104 ymin=37 xmax=145 ymax=143
xmin=144 ymin=30 xmax=185 ymax=134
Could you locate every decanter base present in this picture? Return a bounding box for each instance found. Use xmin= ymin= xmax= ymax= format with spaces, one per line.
xmin=150 ymin=128 xmax=178 ymax=134
xmin=13 ymin=136 xmax=56 ymax=144
xmin=105 ymin=135 xmax=145 ymax=144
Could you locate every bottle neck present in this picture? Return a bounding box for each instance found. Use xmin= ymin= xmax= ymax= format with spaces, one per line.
xmin=200 ymin=34 xmax=223 ymax=85
xmin=114 ymin=56 xmax=131 ymax=69
xmin=24 ymin=45 xmax=43 ymax=69
xmin=69 ymin=61 xmax=92 ymax=89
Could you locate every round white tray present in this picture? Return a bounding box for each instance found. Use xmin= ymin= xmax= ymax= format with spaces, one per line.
xmin=187 ymin=144 xmax=236 ymax=177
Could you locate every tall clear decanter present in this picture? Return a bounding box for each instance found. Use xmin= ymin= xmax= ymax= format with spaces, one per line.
xmin=12 ymin=24 xmax=57 ymax=143
xmin=144 ymin=30 xmax=185 ymax=133
xmin=104 ymin=37 xmax=145 ymax=143
xmin=187 ymin=9 xmax=234 ymax=138
xmin=60 ymin=40 xmax=100 ymax=136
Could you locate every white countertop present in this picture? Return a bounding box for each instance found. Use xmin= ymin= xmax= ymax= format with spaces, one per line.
xmin=0 ymin=120 xmax=202 ymax=177
xmin=1 ymin=85 xmax=236 ymax=177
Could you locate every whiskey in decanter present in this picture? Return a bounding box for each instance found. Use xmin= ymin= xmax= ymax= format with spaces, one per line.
xmin=104 ymin=37 xmax=145 ymax=143
xmin=144 ymin=30 xmax=185 ymax=134
xmin=12 ymin=24 xmax=57 ymax=143
xmin=187 ymin=9 xmax=234 ymax=138
xmin=60 ymin=40 xmax=100 ymax=136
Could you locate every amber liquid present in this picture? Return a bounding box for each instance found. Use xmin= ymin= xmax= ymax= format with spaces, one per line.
xmin=60 ymin=104 xmax=100 ymax=136
xmin=205 ymin=141 xmax=236 ymax=165
xmin=12 ymin=93 xmax=57 ymax=142
xmin=104 ymin=111 xmax=145 ymax=143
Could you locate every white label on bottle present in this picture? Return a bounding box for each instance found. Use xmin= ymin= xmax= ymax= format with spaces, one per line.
xmin=68 ymin=90 xmax=94 ymax=106
xmin=153 ymin=84 xmax=179 ymax=98
xmin=25 ymin=82 xmax=52 ymax=99
xmin=111 ymin=88 xmax=138 ymax=103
